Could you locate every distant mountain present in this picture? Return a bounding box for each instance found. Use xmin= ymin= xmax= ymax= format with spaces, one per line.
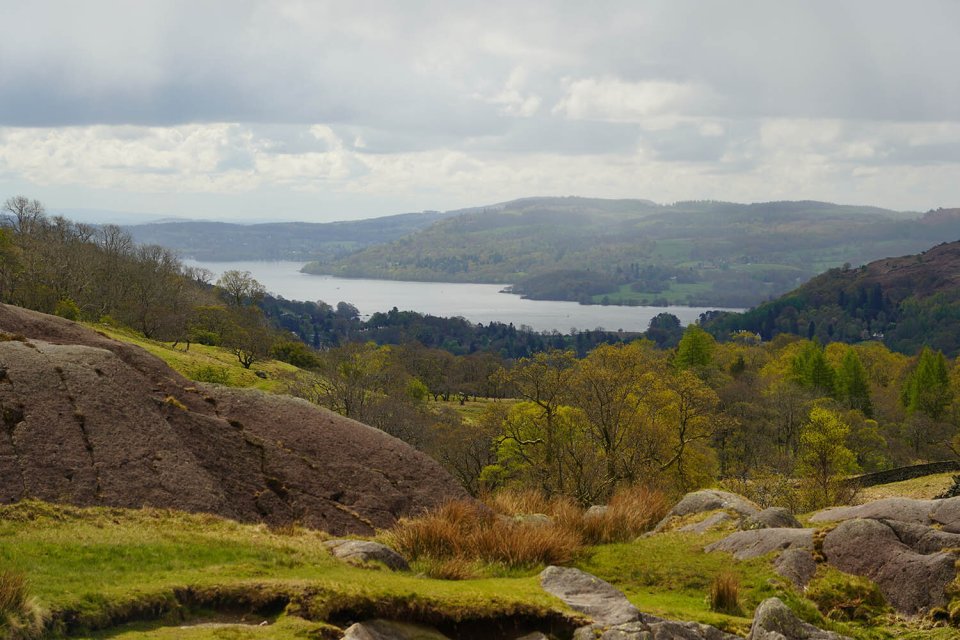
xmin=703 ymin=220 xmax=960 ymax=355
xmin=304 ymin=197 xmax=956 ymax=308
xmin=125 ymin=210 xmax=450 ymax=261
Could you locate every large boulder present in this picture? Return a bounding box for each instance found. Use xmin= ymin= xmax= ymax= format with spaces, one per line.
xmin=747 ymin=598 xmax=849 ymax=640
xmin=705 ymin=528 xmax=813 ymax=560
xmin=323 ymin=539 xmax=410 ymax=571
xmin=0 ymin=304 xmax=467 ymax=534
xmin=654 ymin=490 xmax=760 ymax=533
xmin=821 ymin=518 xmax=957 ymax=614
xmin=678 ymin=511 xmax=734 ymax=534
xmin=810 ymin=496 xmax=960 ymax=532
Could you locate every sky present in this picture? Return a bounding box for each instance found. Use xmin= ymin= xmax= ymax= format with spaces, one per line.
xmin=1 ymin=0 xmax=959 ymax=223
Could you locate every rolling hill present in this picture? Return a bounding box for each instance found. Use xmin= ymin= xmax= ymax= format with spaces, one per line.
xmin=303 ymin=197 xmax=957 ymax=308
xmin=703 ymin=226 xmax=960 ymax=355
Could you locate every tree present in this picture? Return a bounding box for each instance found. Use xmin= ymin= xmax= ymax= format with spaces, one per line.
xmin=2 ymin=196 xmax=45 ymax=235
xmin=797 ymin=407 xmax=858 ymax=507
xmin=901 ymin=347 xmax=952 ymax=420
xmin=837 ymin=349 xmax=873 ymax=417
xmin=675 ymin=324 xmax=717 ymax=373
xmin=791 ymin=341 xmax=836 ymax=397
xmin=216 ymin=270 xmax=266 ymax=307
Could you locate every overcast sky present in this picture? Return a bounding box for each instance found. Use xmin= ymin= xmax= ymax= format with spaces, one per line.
xmin=1 ymin=1 xmax=958 ymax=222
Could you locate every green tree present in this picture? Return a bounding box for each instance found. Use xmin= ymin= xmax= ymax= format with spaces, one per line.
xmin=797 ymin=406 xmax=859 ymax=507
xmin=791 ymin=341 xmax=836 ymax=397
xmin=675 ymin=324 xmax=716 ymax=371
xmin=837 ymin=349 xmax=873 ymax=417
xmin=901 ymin=347 xmax=952 ymax=420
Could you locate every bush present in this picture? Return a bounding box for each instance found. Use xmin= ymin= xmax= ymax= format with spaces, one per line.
xmin=54 ymin=298 xmax=81 ymax=321
xmin=189 ymin=365 xmax=230 ymax=385
xmin=709 ymin=572 xmax=741 ymax=615
xmin=0 ymin=570 xmax=46 ymax=639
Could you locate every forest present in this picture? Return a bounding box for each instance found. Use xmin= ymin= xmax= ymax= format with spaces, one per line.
xmin=3 ymin=196 xmax=958 ymax=515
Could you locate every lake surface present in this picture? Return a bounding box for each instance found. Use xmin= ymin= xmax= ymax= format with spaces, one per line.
xmin=185 ymin=260 xmax=741 ymax=333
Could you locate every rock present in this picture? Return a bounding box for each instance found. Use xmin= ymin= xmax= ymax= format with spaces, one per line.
xmin=882 ymin=519 xmax=960 ymax=554
xmin=540 ymin=566 xmax=639 ymax=626
xmin=667 ymin=490 xmax=760 ymax=519
xmin=705 ymin=528 xmax=813 ymax=560
xmin=743 ymin=508 xmax=802 ymax=530
xmin=931 ymin=496 xmax=960 ymax=532
xmin=341 ymin=619 xmax=449 ymax=639
xmin=645 ymin=616 xmax=741 ymax=640
xmin=514 ymin=513 xmax=554 ymax=526
xmin=514 ymin=633 xmax=550 ymax=640
xmin=773 ymin=549 xmax=817 ymax=588
xmin=810 ymin=497 xmax=935 ymax=526
xmin=585 ymin=505 xmax=609 ymax=518
xmin=678 ymin=512 xmax=734 ymax=534
xmin=747 ymin=597 xmax=849 ymax=639
xmin=822 ymin=518 xmax=957 ymax=614
xmin=0 ymin=304 xmax=468 ymax=535
xmin=323 ymin=539 xmax=410 ymax=571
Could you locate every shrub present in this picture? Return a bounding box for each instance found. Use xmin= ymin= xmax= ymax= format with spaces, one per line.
xmin=709 ymin=572 xmax=742 ymax=615
xmin=0 ymin=570 xmax=46 ymax=639
xmin=189 ymin=365 xmax=230 ymax=385
xmin=54 ymin=298 xmax=81 ymax=321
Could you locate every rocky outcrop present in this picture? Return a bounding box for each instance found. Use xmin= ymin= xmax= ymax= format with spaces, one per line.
xmin=541 ymin=567 xmax=738 ymax=640
xmin=0 ymin=304 xmax=467 ymax=534
xmin=323 ymin=539 xmax=410 ymax=571
xmin=679 ymin=511 xmax=734 ymax=534
xmin=654 ymin=490 xmax=761 ymax=533
xmin=821 ymin=518 xmax=957 ymax=615
xmin=743 ymin=508 xmax=802 ymax=530
xmin=705 ymin=528 xmax=813 ymax=560
xmin=773 ymin=549 xmax=817 ymax=588
xmin=539 ymin=566 xmax=640 ymax=626
xmin=810 ymin=496 xmax=960 ymax=532
xmin=747 ymin=598 xmax=849 ymax=640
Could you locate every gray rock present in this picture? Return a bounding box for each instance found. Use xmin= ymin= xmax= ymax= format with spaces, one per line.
xmin=822 ymin=518 xmax=956 ymax=614
xmin=586 ymin=505 xmax=609 ymax=519
xmin=931 ymin=496 xmax=960 ymax=532
xmin=810 ymin=497 xmax=936 ymax=526
xmin=515 ymin=634 xmax=550 ymax=640
xmin=773 ymin=549 xmax=817 ymax=588
xmin=341 ymin=619 xmax=449 ymax=640
xmin=669 ymin=490 xmax=760 ymax=519
xmin=678 ymin=512 xmax=734 ymax=534
xmin=705 ymin=528 xmax=813 ymax=560
xmin=882 ymin=519 xmax=960 ymax=553
xmin=324 ymin=539 xmax=410 ymax=572
xmin=577 ymin=620 xmax=738 ymax=640
xmin=747 ymin=598 xmax=849 ymax=639
xmin=743 ymin=508 xmax=802 ymax=530
xmin=540 ymin=566 xmax=639 ymax=626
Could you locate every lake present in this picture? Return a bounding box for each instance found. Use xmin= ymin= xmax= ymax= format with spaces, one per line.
xmin=184 ymin=260 xmax=742 ymax=334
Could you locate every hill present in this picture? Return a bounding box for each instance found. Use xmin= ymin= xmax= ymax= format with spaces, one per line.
xmin=703 ymin=227 xmax=960 ymax=355
xmin=124 ymin=210 xmax=449 ymax=261
xmin=0 ymin=303 xmax=465 ymax=534
xmin=303 ymin=197 xmax=958 ymax=307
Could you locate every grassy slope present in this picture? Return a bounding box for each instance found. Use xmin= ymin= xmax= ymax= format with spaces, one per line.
xmin=90 ymin=324 xmax=300 ymax=393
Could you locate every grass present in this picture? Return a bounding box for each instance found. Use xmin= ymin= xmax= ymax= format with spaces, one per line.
xmin=709 ymin=573 xmax=741 ymax=616
xmin=857 ymin=472 xmax=957 ymax=501
xmin=90 ymin=324 xmax=300 ymax=393
xmin=0 ymin=501 xmax=577 ymax=638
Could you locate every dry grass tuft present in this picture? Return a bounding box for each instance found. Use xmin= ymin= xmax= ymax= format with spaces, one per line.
xmin=0 ymin=570 xmax=46 ymax=639
xmin=387 ymin=499 xmax=580 ymax=568
xmin=419 ymin=557 xmax=477 ymax=580
xmin=580 ymin=485 xmax=670 ymax=544
xmin=709 ymin=572 xmax=741 ymax=615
